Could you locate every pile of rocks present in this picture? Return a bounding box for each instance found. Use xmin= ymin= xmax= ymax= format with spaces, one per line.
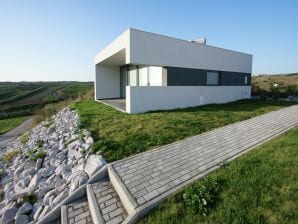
xmin=0 ymin=108 xmax=106 ymax=224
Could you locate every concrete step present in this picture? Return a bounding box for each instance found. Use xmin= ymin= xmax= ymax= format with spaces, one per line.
xmin=87 ymin=179 xmax=128 ymax=224
xmin=61 ymin=197 xmax=93 ymax=224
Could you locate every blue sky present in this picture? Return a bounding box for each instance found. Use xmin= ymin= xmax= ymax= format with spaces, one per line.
xmin=0 ymin=0 xmax=297 ymax=81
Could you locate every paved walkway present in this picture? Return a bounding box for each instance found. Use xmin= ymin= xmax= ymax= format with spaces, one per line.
xmin=0 ymin=117 xmax=33 ymax=147
xmin=112 ymin=105 xmax=298 ymax=208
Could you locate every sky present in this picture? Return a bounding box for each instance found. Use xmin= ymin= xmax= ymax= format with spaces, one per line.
xmin=0 ymin=0 xmax=298 ymax=81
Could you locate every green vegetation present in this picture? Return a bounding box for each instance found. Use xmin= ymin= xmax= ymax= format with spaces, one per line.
xmin=20 ymin=194 xmax=37 ymax=205
xmin=252 ymin=73 xmax=298 ymax=98
xmin=4 ymin=149 xmax=20 ymax=162
xmin=19 ymin=133 xmax=29 ymax=144
xmin=25 ymin=148 xmax=46 ymax=161
xmin=72 ymin=99 xmax=295 ymax=162
xmin=140 ymin=127 xmax=298 ymax=224
xmin=57 ymin=83 xmax=93 ymax=99
xmin=0 ymin=82 xmax=93 ymax=120
xmin=0 ymin=116 xmax=29 ymax=134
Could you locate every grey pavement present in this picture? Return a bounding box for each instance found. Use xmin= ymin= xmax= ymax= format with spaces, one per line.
xmin=112 ymin=105 xmax=298 ymax=207
xmin=0 ymin=117 xmax=33 ymax=147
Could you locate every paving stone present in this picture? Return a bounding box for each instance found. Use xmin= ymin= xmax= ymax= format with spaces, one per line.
xmin=112 ymin=105 xmax=298 ymax=206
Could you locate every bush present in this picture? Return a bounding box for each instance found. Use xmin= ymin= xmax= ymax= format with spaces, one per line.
xmin=19 ymin=134 xmax=29 ymax=144
xmin=25 ymin=148 xmax=46 ymax=161
xmin=20 ymin=194 xmax=37 ymax=204
xmin=270 ymin=85 xmax=281 ymax=100
xmin=4 ymin=150 xmax=20 ymax=162
xmin=36 ymin=140 xmax=44 ymax=148
xmin=33 ymin=100 xmax=72 ymax=126
xmin=182 ymin=176 xmax=221 ymax=217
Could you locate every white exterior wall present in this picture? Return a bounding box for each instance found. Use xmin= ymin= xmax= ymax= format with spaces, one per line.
xmin=126 ymin=86 xmax=251 ymax=114
xmin=129 ymin=29 xmax=252 ymax=73
xmin=95 ymin=65 xmax=120 ymax=99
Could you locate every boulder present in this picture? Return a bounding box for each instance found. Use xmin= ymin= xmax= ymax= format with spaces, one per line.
xmin=68 ymin=171 xmax=89 ymax=193
xmin=15 ymin=214 xmax=29 ymax=224
xmin=35 ymin=158 xmax=43 ymax=170
xmin=28 ymin=173 xmax=41 ymax=191
xmin=2 ymin=205 xmax=18 ymax=224
xmin=51 ymin=188 xmax=69 ymax=207
xmin=85 ymin=137 xmax=94 ymax=145
xmin=16 ymin=202 xmax=32 ymax=215
xmin=41 ymin=166 xmax=55 ymax=178
xmin=84 ymin=155 xmax=107 ymax=177
xmin=33 ymin=206 xmax=43 ymax=220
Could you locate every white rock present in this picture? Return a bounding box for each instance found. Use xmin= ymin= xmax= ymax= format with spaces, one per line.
xmin=2 ymin=205 xmax=18 ymax=224
xmin=33 ymin=205 xmax=43 ymax=220
xmin=15 ymin=214 xmax=29 ymax=224
xmin=35 ymin=159 xmax=43 ymax=170
xmin=41 ymin=166 xmax=55 ymax=178
xmin=51 ymin=188 xmax=69 ymax=207
xmin=84 ymin=155 xmax=107 ymax=177
xmin=16 ymin=202 xmax=32 ymax=215
xmin=28 ymin=173 xmax=41 ymax=191
xmin=85 ymin=137 xmax=93 ymax=145
xmin=68 ymin=171 xmax=89 ymax=193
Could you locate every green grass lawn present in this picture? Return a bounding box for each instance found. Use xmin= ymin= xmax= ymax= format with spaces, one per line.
xmin=0 ymin=116 xmax=30 ymax=134
xmin=72 ymin=99 xmax=296 ymax=162
xmin=139 ymin=127 xmax=298 ymax=224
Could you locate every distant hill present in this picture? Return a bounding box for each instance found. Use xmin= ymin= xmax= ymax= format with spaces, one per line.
xmin=252 ymin=73 xmax=298 ymax=97
xmin=0 ymin=81 xmax=93 ymax=119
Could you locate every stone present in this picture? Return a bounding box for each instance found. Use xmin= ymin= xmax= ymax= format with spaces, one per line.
xmin=84 ymin=155 xmax=107 ymax=177
xmin=28 ymin=173 xmax=41 ymax=191
xmin=17 ymin=202 xmax=32 ymax=215
xmin=14 ymin=166 xmax=24 ymax=176
xmin=43 ymin=189 xmax=56 ymax=206
xmin=2 ymin=205 xmax=18 ymax=224
xmin=35 ymin=158 xmax=43 ymax=170
xmin=38 ymin=205 xmax=50 ymax=219
xmin=68 ymin=171 xmax=89 ymax=193
xmin=33 ymin=206 xmax=43 ymax=220
xmin=41 ymin=166 xmax=55 ymax=178
xmin=15 ymin=214 xmax=29 ymax=224
xmin=51 ymin=188 xmax=69 ymax=207
xmin=85 ymin=137 xmax=94 ymax=145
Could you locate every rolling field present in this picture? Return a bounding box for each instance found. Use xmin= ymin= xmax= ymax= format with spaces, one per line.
xmin=252 ymin=73 xmax=298 ymax=96
xmin=0 ymin=81 xmax=93 ymax=134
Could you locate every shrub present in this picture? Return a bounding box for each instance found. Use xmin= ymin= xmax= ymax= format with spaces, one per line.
xmin=182 ymin=176 xmax=221 ymax=217
xmin=33 ymin=151 xmax=46 ymax=161
xmin=4 ymin=150 xmax=20 ymax=163
xmin=20 ymin=194 xmax=37 ymax=204
xmin=25 ymin=148 xmax=46 ymax=161
xmin=0 ymin=168 xmax=5 ymax=177
xmin=19 ymin=134 xmax=29 ymax=144
xmin=36 ymin=140 xmax=44 ymax=148
xmin=33 ymin=100 xmax=72 ymax=126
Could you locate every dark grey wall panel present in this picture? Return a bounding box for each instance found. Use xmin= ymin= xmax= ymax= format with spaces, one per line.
xmin=167 ymin=66 xmax=251 ymax=86
xmin=167 ymin=67 xmax=206 ymax=85
xmin=220 ymin=72 xmax=251 ymax=86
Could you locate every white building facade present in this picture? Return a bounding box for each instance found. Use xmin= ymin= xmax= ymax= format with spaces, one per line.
xmin=95 ymin=28 xmax=253 ymax=113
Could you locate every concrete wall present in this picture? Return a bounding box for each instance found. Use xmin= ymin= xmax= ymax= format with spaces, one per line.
xmin=126 ymin=86 xmax=251 ymax=114
xmin=129 ymin=29 xmax=252 ymax=74
xmin=95 ymin=65 xmax=120 ymax=99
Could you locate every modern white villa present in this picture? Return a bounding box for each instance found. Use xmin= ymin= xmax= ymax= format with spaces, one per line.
xmin=94 ymin=28 xmax=253 ymax=114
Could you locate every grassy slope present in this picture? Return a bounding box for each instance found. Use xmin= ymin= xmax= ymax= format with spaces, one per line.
xmin=73 ymin=99 xmax=295 ymax=162
xmin=57 ymin=83 xmax=93 ymax=98
xmin=0 ymin=82 xmax=93 ymax=119
xmin=0 ymin=116 xmax=30 ymax=134
xmin=140 ymin=127 xmax=298 ymax=224
xmin=252 ymin=74 xmax=298 ymax=92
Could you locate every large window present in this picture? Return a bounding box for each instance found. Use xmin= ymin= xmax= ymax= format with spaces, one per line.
xmin=139 ymin=66 xmax=148 ymax=86
xmin=128 ymin=65 xmax=138 ymax=86
xmin=207 ymin=71 xmax=219 ymax=85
